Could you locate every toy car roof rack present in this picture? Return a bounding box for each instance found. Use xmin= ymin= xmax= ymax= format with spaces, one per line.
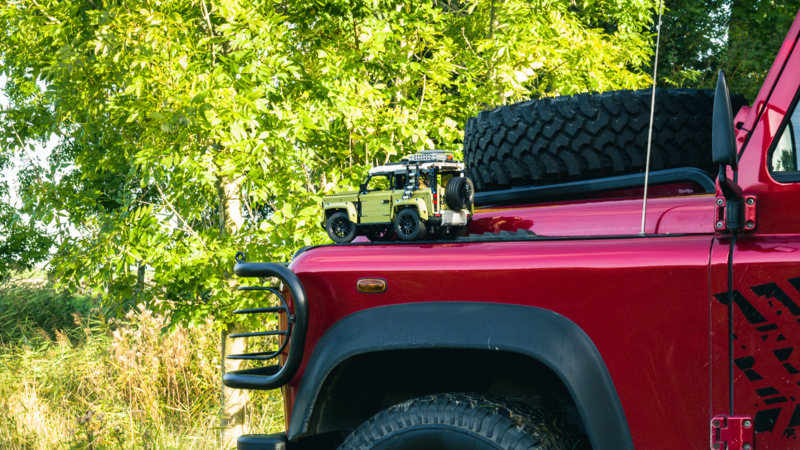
xmin=473 ymin=167 xmax=715 ymax=207
xmin=404 ymin=150 xmax=455 ymax=163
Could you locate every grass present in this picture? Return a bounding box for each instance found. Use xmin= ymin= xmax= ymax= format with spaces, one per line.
xmin=0 ymin=278 xmax=284 ymax=449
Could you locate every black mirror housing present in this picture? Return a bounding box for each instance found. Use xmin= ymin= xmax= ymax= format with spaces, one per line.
xmin=712 ymin=70 xmax=738 ymax=171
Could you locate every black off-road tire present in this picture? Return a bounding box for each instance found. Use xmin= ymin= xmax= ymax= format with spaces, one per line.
xmin=338 ymin=393 xmax=572 ymax=450
xmin=445 ymin=176 xmax=475 ymax=209
xmin=326 ymin=211 xmax=356 ymax=243
xmin=394 ymin=209 xmax=426 ymax=241
xmin=463 ymin=88 xmax=749 ymax=191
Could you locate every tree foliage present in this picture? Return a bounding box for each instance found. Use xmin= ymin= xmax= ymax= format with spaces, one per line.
xmin=0 ymin=0 xmax=657 ymax=325
xmin=0 ymin=89 xmax=53 ymax=280
xmin=658 ymin=0 xmax=800 ymax=99
xmin=0 ymin=175 xmax=53 ymax=280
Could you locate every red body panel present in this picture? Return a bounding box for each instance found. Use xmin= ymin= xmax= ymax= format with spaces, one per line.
xmin=730 ymin=236 xmax=800 ymax=446
xmin=287 ymin=235 xmax=713 ymax=450
xmin=471 ymin=194 xmax=714 ymax=237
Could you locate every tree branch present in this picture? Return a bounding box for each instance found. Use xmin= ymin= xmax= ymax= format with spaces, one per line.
xmin=4 ymin=107 xmax=45 ymax=187
xmin=415 ymin=74 xmax=427 ymax=115
xmin=151 ymin=177 xmax=209 ymax=250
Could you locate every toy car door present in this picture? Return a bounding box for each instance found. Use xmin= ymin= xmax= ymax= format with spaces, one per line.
xmin=359 ymin=174 xmax=393 ymax=223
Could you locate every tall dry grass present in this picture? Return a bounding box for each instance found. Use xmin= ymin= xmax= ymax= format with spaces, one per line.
xmin=0 ymin=280 xmax=284 ymax=450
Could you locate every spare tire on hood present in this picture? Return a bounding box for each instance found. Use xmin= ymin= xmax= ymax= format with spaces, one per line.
xmin=463 ymin=88 xmax=749 ymax=192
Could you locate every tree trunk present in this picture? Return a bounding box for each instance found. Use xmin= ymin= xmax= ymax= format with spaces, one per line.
xmin=220 ymin=324 xmax=249 ymax=448
xmin=217 ymin=174 xmax=248 ymax=448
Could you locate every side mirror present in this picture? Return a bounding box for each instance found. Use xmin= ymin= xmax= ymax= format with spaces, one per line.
xmin=360 ymin=183 xmax=367 ymax=193
xmin=712 ymin=70 xmax=738 ymax=171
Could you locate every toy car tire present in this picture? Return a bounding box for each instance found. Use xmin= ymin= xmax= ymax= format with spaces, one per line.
xmin=326 ymin=212 xmax=356 ymax=243
xmin=445 ymin=176 xmax=475 ymax=209
xmin=338 ymin=393 xmax=572 ymax=450
xmin=394 ymin=209 xmax=426 ymax=241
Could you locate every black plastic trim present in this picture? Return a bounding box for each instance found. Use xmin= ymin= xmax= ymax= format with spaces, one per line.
xmin=291 ymin=233 xmax=688 ymax=262
xmin=237 ymin=433 xmax=286 ymax=450
xmin=223 ymin=263 xmax=309 ymax=390
xmin=287 ymin=302 xmax=634 ymax=450
xmin=473 ymin=167 xmax=715 ymax=206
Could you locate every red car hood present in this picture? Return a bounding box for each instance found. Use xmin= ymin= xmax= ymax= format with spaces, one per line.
xmin=470 ymin=193 xmax=715 ymax=237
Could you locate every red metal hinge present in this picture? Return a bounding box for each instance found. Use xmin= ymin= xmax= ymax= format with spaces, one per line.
xmin=711 ymin=415 xmax=754 ymax=450
xmin=714 ymin=195 xmax=757 ymax=232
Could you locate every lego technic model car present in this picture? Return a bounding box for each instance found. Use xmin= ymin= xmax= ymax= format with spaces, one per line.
xmin=320 ymin=150 xmax=474 ymax=243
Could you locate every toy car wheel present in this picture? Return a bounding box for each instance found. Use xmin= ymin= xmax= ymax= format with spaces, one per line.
xmin=338 ymin=393 xmax=572 ymax=450
xmin=326 ymin=212 xmax=356 ymax=243
xmin=445 ymin=176 xmax=475 ymax=210
xmin=365 ymin=225 xmax=393 ymax=242
xmin=395 ymin=209 xmax=426 ymax=241
xmin=440 ymin=225 xmax=467 ymax=240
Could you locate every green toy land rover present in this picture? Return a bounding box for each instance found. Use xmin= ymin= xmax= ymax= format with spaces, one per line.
xmin=321 ymin=151 xmax=474 ymax=243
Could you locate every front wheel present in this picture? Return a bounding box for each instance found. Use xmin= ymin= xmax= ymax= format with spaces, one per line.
xmin=326 ymin=211 xmax=356 ymax=243
xmin=338 ymin=393 xmax=571 ymax=450
xmin=394 ymin=209 xmax=427 ymax=241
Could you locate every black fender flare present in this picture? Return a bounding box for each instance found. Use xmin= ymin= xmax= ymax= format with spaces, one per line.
xmin=287 ymin=302 xmax=633 ymax=450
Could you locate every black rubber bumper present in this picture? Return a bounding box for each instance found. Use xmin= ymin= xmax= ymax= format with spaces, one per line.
xmin=238 ymin=434 xmax=287 ymax=450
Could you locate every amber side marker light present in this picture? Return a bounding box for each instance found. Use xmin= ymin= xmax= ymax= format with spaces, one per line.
xmin=357 ymin=278 xmax=386 ymax=293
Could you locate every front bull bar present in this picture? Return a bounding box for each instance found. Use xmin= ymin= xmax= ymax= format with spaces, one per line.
xmin=222 ymin=252 xmax=309 ymax=390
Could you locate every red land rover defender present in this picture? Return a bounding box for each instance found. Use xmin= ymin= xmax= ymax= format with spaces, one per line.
xmin=226 ymin=9 xmax=800 ymax=450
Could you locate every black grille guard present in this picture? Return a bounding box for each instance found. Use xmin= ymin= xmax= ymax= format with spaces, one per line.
xmin=222 ymin=253 xmax=309 ymax=390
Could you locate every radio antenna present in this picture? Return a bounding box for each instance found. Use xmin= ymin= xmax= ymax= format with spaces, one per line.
xmin=640 ymin=0 xmax=665 ymax=235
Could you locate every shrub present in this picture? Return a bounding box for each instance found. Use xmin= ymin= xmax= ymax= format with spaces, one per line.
xmin=0 ymin=280 xmax=283 ymax=449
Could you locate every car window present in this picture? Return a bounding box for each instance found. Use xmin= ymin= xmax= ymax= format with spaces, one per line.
xmin=393 ymin=174 xmax=406 ymax=189
xmin=368 ymin=175 xmax=391 ymax=191
xmin=439 ymin=173 xmax=454 ymax=187
xmin=769 ymin=102 xmax=800 ymax=177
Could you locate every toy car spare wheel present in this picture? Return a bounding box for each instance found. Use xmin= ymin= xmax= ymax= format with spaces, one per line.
xmin=326 ymin=211 xmax=356 ymax=243
xmin=445 ymin=176 xmax=474 ymax=209
xmin=394 ymin=209 xmax=427 ymax=241
xmin=338 ymin=393 xmax=571 ymax=450
xmin=463 ymin=88 xmax=749 ymax=191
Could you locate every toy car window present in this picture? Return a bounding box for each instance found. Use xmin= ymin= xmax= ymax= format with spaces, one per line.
xmin=769 ymin=98 xmax=800 ymax=180
xmin=368 ymin=175 xmax=391 ymax=191
xmin=439 ymin=173 xmax=454 ymax=187
xmin=393 ymin=174 xmax=406 ymax=189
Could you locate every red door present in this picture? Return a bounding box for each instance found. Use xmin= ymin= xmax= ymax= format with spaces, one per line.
xmin=714 ymin=11 xmax=800 ymax=447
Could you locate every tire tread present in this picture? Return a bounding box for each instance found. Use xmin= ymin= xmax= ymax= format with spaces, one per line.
xmin=338 ymin=393 xmax=571 ymax=450
xmin=464 ymin=89 xmax=749 ymax=191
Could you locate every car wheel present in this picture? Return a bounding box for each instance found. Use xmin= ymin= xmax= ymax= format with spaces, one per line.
xmin=338 ymin=393 xmax=572 ymax=450
xmin=326 ymin=211 xmax=356 ymax=243
xmin=394 ymin=209 xmax=425 ymax=241
xmin=445 ymin=176 xmax=475 ymax=210
xmin=366 ymin=225 xmax=393 ymax=242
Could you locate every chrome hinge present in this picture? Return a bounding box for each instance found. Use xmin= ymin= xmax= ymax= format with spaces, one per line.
xmin=711 ymin=415 xmax=754 ymax=450
xmin=715 ymin=195 xmax=757 ymax=232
